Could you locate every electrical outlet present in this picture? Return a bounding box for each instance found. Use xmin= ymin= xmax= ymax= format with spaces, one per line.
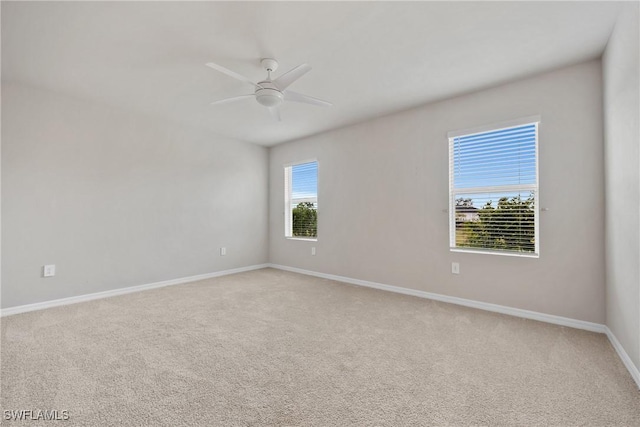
xmin=43 ymin=264 xmax=56 ymax=277
xmin=220 ymin=247 xmax=227 ymax=256
xmin=451 ymin=262 xmax=460 ymax=275
xmin=311 ymin=247 xmax=316 ymax=256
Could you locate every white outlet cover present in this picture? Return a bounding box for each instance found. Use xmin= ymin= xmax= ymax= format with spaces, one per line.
xmin=311 ymin=247 xmax=316 ymax=256
xmin=451 ymin=262 xmax=460 ymax=274
xmin=220 ymin=247 xmax=227 ymax=256
xmin=43 ymin=264 xmax=56 ymax=277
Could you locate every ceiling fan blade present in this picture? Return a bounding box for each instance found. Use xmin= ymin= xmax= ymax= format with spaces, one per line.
xmin=268 ymin=106 xmax=281 ymax=122
xmin=206 ymin=62 xmax=263 ymax=89
xmin=210 ymin=94 xmax=254 ymax=106
xmin=273 ymin=64 xmax=311 ymax=90
xmin=284 ymin=90 xmax=333 ymax=107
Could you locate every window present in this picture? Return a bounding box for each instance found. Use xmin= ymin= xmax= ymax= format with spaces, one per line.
xmin=284 ymin=161 xmax=318 ymax=239
xmin=448 ymin=118 xmax=539 ymax=256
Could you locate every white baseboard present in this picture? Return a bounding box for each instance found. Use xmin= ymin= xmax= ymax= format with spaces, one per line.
xmin=268 ymin=264 xmax=606 ymax=333
xmin=605 ymin=327 xmax=640 ymax=389
xmin=1 ymin=264 xmax=270 ymax=317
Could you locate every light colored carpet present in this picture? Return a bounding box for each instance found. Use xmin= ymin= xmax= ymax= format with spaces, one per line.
xmin=1 ymin=268 xmax=639 ymax=426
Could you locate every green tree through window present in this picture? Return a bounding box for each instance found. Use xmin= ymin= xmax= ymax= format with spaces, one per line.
xmin=292 ymin=202 xmax=317 ymax=237
xmin=456 ymin=195 xmax=535 ymax=252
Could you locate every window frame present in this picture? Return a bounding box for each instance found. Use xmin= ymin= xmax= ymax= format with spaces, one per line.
xmin=448 ymin=116 xmax=540 ymax=257
xmin=284 ymin=159 xmax=318 ymax=241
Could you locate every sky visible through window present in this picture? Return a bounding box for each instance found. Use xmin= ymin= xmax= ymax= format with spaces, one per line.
xmin=452 ymin=123 xmax=537 ymax=206
xmin=292 ymin=161 xmax=318 ymax=200
xmin=290 ymin=124 xmax=535 ymax=207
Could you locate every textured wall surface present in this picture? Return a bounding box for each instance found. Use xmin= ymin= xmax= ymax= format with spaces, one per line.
xmin=2 ymin=83 xmax=268 ymax=308
xmin=270 ymin=60 xmax=606 ymax=323
xmin=603 ymin=3 xmax=640 ymax=370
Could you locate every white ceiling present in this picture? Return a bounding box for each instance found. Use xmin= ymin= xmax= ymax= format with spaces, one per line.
xmin=2 ymin=1 xmax=622 ymax=146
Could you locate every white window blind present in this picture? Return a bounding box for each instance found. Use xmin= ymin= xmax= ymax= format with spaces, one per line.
xmin=284 ymin=161 xmax=318 ymax=238
xmin=449 ymin=120 xmax=539 ymax=256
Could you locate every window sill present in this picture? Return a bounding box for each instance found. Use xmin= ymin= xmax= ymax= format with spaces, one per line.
xmin=286 ymin=237 xmax=318 ymax=242
xmin=450 ymin=248 xmax=539 ymax=258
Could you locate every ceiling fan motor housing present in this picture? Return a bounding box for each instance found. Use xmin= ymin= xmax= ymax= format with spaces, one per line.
xmin=255 ymin=81 xmax=283 ymax=107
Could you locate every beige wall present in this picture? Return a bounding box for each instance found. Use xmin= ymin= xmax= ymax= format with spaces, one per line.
xmin=1 ymin=83 xmax=268 ymax=308
xmin=603 ymin=3 xmax=640 ymax=370
xmin=270 ymin=60 xmax=605 ymax=324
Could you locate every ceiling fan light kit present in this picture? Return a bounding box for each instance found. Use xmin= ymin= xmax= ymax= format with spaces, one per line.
xmin=255 ymin=84 xmax=284 ymax=107
xmin=206 ymin=57 xmax=332 ymax=121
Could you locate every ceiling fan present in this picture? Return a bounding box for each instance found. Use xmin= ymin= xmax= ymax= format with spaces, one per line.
xmin=206 ymin=58 xmax=332 ymax=121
